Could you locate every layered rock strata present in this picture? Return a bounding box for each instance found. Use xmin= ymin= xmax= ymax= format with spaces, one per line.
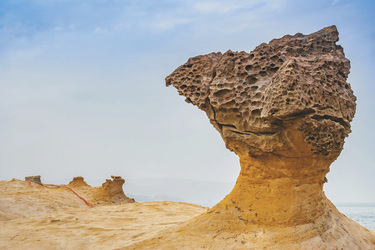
xmin=131 ymin=26 xmax=375 ymax=249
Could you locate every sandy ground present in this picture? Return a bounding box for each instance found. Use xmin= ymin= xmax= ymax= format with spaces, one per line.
xmin=0 ymin=179 xmax=91 ymax=221
xmin=0 ymin=179 xmax=208 ymax=249
xmin=2 ymin=179 xmax=374 ymax=249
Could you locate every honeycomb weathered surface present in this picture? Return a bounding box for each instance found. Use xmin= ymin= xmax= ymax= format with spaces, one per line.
xmin=166 ymin=25 xmax=356 ymax=159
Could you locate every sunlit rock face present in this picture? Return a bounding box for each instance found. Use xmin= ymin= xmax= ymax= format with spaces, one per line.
xmin=132 ymin=26 xmax=375 ymax=249
xmin=68 ymin=176 xmax=135 ymax=205
xmin=166 ymin=25 xmax=355 ymax=160
xmin=166 ymin=25 xmax=356 ymax=226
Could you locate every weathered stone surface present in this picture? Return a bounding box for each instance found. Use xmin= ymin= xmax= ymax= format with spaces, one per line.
xmin=69 ymin=176 xmax=135 ymax=205
xmin=25 ymin=175 xmax=41 ymax=183
xmin=132 ymin=26 xmax=375 ymax=249
xmin=0 ymin=176 xmax=135 ymax=222
xmin=68 ymin=176 xmax=90 ymax=188
xmin=93 ymin=176 xmax=135 ymax=204
xmin=166 ymin=25 xmax=355 ymax=160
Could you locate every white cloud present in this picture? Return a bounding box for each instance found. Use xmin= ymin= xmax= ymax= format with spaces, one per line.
xmin=52 ymin=26 xmax=63 ymax=32
xmin=94 ymin=27 xmax=107 ymax=33
xmin=192 ymin=0 xmax=279 ymax=14
xmin=193 ymin=1 xmax=242 ymax=14
xmin=153 ymin=17 xmax=191 ymax=31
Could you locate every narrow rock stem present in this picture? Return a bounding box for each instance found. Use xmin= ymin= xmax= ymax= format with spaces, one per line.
xmin=212 ymin=155 xmax=330 ymax=226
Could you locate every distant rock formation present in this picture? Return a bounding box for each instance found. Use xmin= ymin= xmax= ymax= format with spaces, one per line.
xmin=132 ymin=26 xmax=375 ymax=249
xmin=25 ymin=175 xmax=41 ymax=183
xmin=0 ymin=176 xmax=134 ymax=222
xmin=68 ymin=176 xmax=90 ymax=188
xmin=93 ymin=176 xmax=135 ymax=204
xmin=68 ymin=176 xmax=135 ymax=205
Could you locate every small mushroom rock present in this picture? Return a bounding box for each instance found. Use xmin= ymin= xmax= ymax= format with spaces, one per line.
xmin=93 ymin=176 xmax=135 ymax=204
xmin=131 ymin=26 xmax=375 ymax=249
xmin=68 ymin=176 xmax=90 ymax=188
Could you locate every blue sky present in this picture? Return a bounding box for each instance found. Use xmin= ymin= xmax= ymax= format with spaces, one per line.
xmin=0 ymin=0 xmax=374 ymax=203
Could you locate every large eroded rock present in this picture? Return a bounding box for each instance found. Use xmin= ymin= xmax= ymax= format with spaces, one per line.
xmin=131 ymin=26 xmax=375 ymax=249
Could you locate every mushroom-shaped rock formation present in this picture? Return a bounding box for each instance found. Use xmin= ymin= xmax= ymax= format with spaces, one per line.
xmin=129 ymin=26 xmax=375 ymax=249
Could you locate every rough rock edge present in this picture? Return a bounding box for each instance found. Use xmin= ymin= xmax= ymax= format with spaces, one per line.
xmin=68 ymin=176 xmax=135 ymax=205
xmin=166 ymin=25 xmax=355 ymax=160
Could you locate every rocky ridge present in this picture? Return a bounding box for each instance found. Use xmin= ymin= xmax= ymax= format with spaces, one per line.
xmin=0 ymin=176 xmax=134 ymax=221
xmin=68 ymin=176 xmax=135 ymax=205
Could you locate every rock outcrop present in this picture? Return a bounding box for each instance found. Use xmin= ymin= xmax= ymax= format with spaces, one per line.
xmin=0 ymin=176 xmax=134 ymax=221
xmin=25 ymin=175 xmax=41 ymax=183
xmin=92 ymin=176 xmax=135 ymax=204
xmin=68 ymin=176 xmax=90 ymax=188
xmin=68 ymin=176 xmax=135 ymax=205
xmin=131 ymin=26 xmax=375 ymax=249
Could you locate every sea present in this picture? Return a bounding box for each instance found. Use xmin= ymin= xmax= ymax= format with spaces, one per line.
xmin=336 ymin=203 xmax=375 ymax=230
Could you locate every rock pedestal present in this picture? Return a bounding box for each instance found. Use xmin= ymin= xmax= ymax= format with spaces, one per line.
xmin=129 ymin=26 xmax=375 ymax=249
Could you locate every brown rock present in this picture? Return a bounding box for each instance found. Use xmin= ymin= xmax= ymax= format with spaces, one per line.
xmin=67 ymin=176 xmax=90 ymax=188
xmin=66 ymin=175 xmax=135 ymax=205
xmin=25 ymin=175 xmax=41 ymax=183
xmin=132 ymin=26 xmax=375 ymax=248
xmin=92 ymin=176 xmax=135 ymax=205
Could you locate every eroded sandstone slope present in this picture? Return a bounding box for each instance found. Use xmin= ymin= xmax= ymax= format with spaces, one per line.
xmin=0 ymin=199 xmax=206 ymax=250
xmin=0 ymin=176 xmax=133 ymax=221
xmin=0 ymin=178 xmax=206 ymax=249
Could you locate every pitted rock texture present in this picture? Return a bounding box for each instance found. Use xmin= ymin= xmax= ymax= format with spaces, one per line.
xmin=132 ymin=26 xmax=375 ymax=249
xmin=166 ymin=25 xmax=355 ymax=159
